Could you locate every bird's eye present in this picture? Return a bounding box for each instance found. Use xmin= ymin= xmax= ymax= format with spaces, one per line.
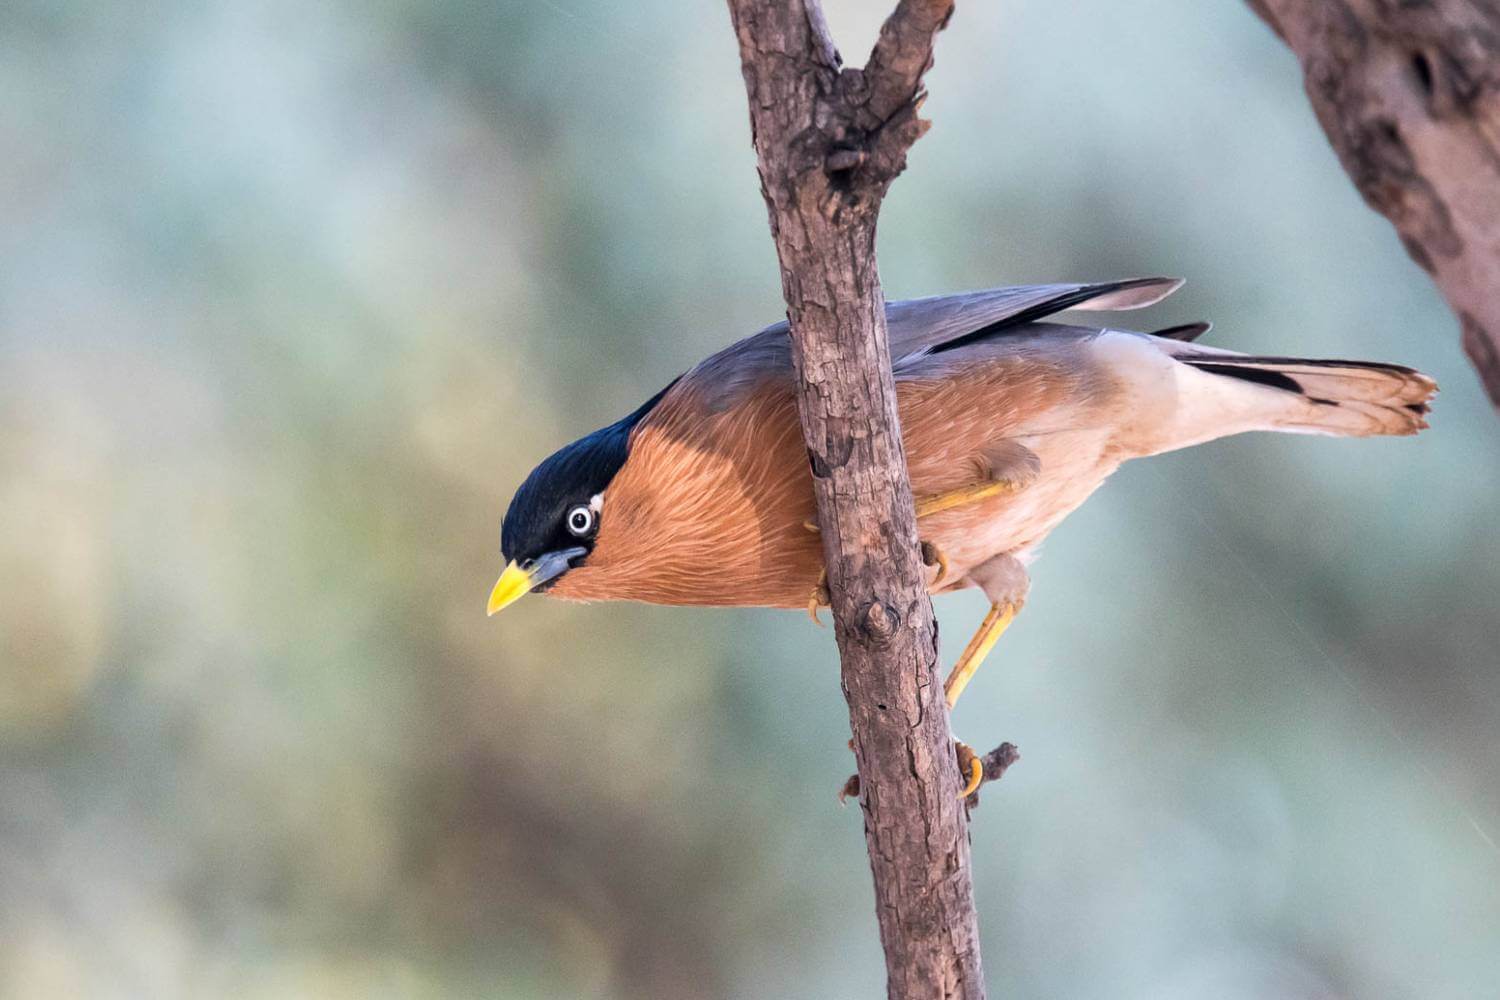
xmin=565 ymin=505 xmax=595 ymax=537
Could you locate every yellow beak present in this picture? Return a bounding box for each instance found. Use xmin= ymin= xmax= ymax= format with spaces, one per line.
xmin=487 ymin=560 xmax=535 ymax=616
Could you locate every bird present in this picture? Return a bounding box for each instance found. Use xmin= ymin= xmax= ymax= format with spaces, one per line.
xmin=488 ymin=278 xmax=1437 ymax=795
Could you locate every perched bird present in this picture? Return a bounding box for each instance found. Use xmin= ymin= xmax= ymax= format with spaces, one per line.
xmin=489 ymin=278 xmax=1436 ymax=793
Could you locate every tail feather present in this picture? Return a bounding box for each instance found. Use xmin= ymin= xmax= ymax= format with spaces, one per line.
xmin=1178 ymin=353 xmax=1437 ymax=438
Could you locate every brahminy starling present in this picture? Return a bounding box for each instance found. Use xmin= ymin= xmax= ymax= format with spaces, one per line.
xmin=487 ymin=278 xmax=1436 ymax=794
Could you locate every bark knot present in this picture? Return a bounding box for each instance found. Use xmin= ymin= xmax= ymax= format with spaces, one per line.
xmin=860 ymin=599 xmax=901 ymax=643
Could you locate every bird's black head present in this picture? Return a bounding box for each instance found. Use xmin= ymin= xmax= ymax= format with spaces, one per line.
xmin=488 ymin=379 xmax=677 ymax=614
xmin=501 ymin=423 xmax=626 ymax=570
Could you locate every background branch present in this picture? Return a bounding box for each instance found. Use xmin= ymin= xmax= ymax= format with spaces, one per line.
xmin=724 ymin=1 xmax=987 ymax=997
xmin=1248 ymin=0 xmax=1500 ymax=409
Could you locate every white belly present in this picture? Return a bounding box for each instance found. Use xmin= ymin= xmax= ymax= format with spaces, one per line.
xmin=924 ymin=427 xmax=1123 ymax=585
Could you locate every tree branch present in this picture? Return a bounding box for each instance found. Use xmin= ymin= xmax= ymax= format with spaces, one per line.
xmin=865 ymin=0 xmax=955 ymax=122
xmin=724 ymin=1 xmax=985 ymax=997
xmin=1248 ymin=0 xmax=1500 ymax=410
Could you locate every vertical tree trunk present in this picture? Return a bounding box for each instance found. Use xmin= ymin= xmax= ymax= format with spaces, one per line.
xmin=1248 ymin=0 xmax=1500 ymax=410
xmin=724 ymin=1 xmax=987 ymax=996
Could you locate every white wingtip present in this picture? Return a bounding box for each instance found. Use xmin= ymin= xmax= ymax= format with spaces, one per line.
xmin=1077 ymin=277 xmax=1185 ymax=311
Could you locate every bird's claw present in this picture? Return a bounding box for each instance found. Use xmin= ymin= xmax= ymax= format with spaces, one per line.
xmin=808 ymin=569 xmax=830 ymax=625
xmin=954 ymin=739 xmax=983 ymax=799
xmin=920 ymin=540 xmax=949 ymax=587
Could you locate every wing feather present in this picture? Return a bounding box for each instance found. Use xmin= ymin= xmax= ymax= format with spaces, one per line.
xmin=670 ymin=278 xmax=1183 ymax=413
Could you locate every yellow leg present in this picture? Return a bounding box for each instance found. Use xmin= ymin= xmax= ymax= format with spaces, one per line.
xmin=809 ymin=476 xmax=1015 ymax=530
xmin=946 ymin=603 xmax=1018 ymax=798
xmin=915 ymin=479 xmax=1018 ymax=519
xmin=944 ymin=603 xmax=1017 ymax=708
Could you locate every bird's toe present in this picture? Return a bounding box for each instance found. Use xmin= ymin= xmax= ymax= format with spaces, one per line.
xmin=954 ymin=739 xmax=983 ymax=799
xmin=807 ymin=569 xmax=830 ymax=625
xmin=920 ymin=540 xmax=950 ymax=588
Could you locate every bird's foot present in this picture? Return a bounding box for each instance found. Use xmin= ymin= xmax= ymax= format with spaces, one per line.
xmin=805 ymin=520 xmax=828 ymax=625
xmin=808 ymin=569 xmax=830 ymax=625
xmin=837 ymin=738 xmax=860 ymax=804
xmin=954 ymin=738 xmax=983 ymax=798
xmin=960 ymin=741 xmax=1021 ymax=808
xmin=920 ymin=539 xmax=949 ymax=588
xmin=837 ymin=737 xmax=1006 ymax=804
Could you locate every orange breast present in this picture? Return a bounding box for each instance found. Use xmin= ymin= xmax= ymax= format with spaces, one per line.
xmin=549 ymin=379 xmax=821 ymax=606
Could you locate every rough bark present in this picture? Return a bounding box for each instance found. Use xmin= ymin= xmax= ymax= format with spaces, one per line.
xmin=1247 ymin=0 xmax=1500 ymax=409
xmin=724 ymin=1 xmax=986 ymax=997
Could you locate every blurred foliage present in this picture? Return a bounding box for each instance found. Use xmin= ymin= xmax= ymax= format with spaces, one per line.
xmin=2 ymin=0 xmax=1498 ymax=997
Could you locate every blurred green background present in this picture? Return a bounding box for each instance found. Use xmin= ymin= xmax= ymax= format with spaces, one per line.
xmin=3 ymin=1 xmax=1498 ymax=997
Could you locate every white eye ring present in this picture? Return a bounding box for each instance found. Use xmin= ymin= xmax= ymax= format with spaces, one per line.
xmin=565 ymin=505 xmax=595 ymax=537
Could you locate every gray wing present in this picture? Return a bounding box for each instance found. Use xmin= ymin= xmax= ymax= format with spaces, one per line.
xmin=681 ymin=277 xmax=1183 ymax=412
xmin=884 ymin=277 xmax=1182 ymax=363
